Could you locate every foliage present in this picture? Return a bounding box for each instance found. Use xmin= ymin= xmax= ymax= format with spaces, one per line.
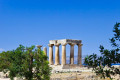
xmin=0 ymin=45 xmax=51 ymax=80
xmin=84 ymin=23 xmax=120 ymax=79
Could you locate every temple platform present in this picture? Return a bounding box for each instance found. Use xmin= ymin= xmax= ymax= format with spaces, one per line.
xmin=49 ymin=64 xmax=92 ymax=73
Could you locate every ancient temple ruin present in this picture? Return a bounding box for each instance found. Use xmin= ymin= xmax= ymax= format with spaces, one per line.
xmin=48 ymin=39 xmax=83 ymax=66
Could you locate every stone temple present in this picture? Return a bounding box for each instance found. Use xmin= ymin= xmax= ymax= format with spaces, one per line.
xmin=48 ymin=39 xmax=83 ymax=66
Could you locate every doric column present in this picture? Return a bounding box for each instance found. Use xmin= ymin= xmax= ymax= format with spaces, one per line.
xmin=36 ymin=45 xmax=42 ymax=51
xmin=77 ymin=44 xmax=83 ymax=66
xmin=55 ymin=44 xmax=60 ymax=65
xmin=43 ymin=47 xmax=47 ymax=56
xmin=48 ymin=44 xmax=54 ymax=65
xmin=69 ymin=43 xmax=75 ymax=64
xmin=61 ymin=43 xmax=67 ymax=65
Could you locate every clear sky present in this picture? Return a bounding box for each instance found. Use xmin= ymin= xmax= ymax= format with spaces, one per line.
xmin=0 ymin=0 xmax=120 ymax=57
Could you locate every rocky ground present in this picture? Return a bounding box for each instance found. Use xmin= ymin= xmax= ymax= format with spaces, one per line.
xmin=0 ymin=72 xmax=119 ymax=80
xmin=50 ymin=72 xmax=120 ymax=80
xmin=0 ymin=65 xmax=120 ymax=80
xmin=1 ymin=72 xmax=117 ymax=80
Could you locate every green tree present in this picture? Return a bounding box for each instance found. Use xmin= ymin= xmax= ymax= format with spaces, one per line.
xmin=0 ymin=45 xmax=51 ymax=80
xmin=0 ymin=45 xmax=25 ymax=80
xmin=84 ymin=23 xmax=120 ymax=79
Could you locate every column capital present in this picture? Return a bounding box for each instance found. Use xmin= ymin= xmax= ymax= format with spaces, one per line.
xmin=61 ymin=43 xmax=67 ymax=46
xmin=48 ymin=44 xmax=54 ymax=47
xmin=77 ymin=44 xmax=83 ymax=46
xmin=36 ymin=45 xmax=42 ymax=48
xmin=69 ymin=43 xmax=75 ymax=46
xmin=54 ymin=43 xmax=60 ymax=46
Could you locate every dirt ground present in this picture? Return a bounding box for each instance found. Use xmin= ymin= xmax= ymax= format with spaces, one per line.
xmin=50 ymin=72 xmax=120 ymax=80
xmin=0 ymin=72 xmax=120 ymax=80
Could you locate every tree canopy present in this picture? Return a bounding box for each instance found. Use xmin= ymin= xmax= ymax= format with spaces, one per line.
xmin=0 ymin=45 xmax=51 ymax=80
xmin=84 ymin=22 xmax=120 ymax=79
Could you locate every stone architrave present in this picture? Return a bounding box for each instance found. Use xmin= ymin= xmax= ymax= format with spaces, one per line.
xmin=69 ymin=43 xmax=75 ymax=64
xmin=77 ymin=44 xmax=83 ymax=66
xmin=48 ymin=44 xmax=53 ymax=65
xmin=55 ymin=44 xmax=60 ymax=65
xmin=61 ymin=43 xmax=67 ymax=65
xmin=43 ymin=47 xmax=47 ymax=56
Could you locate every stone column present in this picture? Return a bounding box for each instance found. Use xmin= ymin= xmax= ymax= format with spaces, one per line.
xmin=77 ymin=44 xmax=83 ymax=66
xmin=48 ymin=44 xmax=53 ymax=65
xmin=36 ymin=45 xmax=42 ymax=51
xmin=43 ymin=47 xmax=47 ymax=56
xmin=55 ymin=44 xmax=60 ymax=65
xmin=69 ymin=43 xmax=75 ymax=64
xmin=61 ymin=43 xmax=67 ymax=65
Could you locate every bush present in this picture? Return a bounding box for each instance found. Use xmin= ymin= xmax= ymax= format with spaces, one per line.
xmin=0 ymin=45 xmax=51 ymax=80
xmin=84 ymin=23 xmax=120 ymax=80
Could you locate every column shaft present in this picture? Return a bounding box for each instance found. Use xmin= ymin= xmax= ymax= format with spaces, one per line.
xmin=62 ymin=43 xmax=67 ymax=65
xmin=48 ymin=44 xmax=53 ymax=65
xmin=70 ymin=44 xmax=75 ymax=64
xmin=77 ymin=44 xmax=82 ymax=66
xmin=55 ymin=44 xmax=60 ymax=65
xmin=43 ymin=47 xmax=47 ymax=56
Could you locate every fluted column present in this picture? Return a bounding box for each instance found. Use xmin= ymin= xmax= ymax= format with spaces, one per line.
xmin=55 ymin=44 xmax=60 ymax=65
xmin=69 ymin=43 xmax=75 ymax=64
xmin=61 ymin=43 xmax=67 ymax=65
xmin=48 ymin=44 xmax=53 ymax=65
xmin=43 ymin=47 xmax=47 ymax=56
xmin=77 ymin=44 xmax=83 ymax=66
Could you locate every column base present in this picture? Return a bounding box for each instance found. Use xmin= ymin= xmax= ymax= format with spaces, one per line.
xmin=70 ymin=63 xmax=74 ymax=65
xmin=49 ymin=63 xmax=54 ymax=65
xmin=77 ymin=64 xmax=83 ymax=67
xmin=54 ymin=64 xmax=60 ymax=66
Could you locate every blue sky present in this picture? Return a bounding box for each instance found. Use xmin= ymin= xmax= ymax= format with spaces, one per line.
xmin=0 ymin=0 xmax=120 ymax=57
